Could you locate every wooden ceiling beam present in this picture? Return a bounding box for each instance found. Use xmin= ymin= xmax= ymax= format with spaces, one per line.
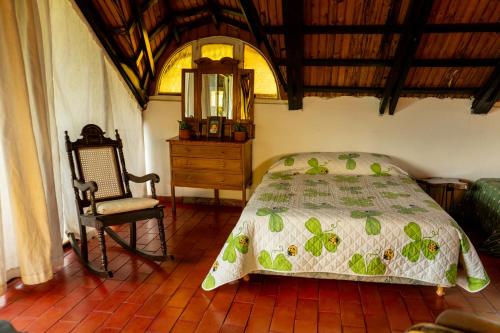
xmin=265 ymin=23 xmax=500 ymax=34
xmin=237 ymin=0 xmax=287 ymax=91
xmin=132 ymin=0 xmax=155 ymax=77
xmin=304 ymin=86 xmax=382 ymax=94
xmin=219 ymin=7 xmax=244 ymax=18
xmin=275 ymin=58 xmax=498 ymax=67
xmin=112 ymin=0 xmax=159 ymax=35
xmin=471 ymin=63 xmax=500 ymax=114
xmin=379 ymin=0 xmax=434 ymax=115
xmin=141 ymin=0 xmax=159 ymax=12
xmin=153 ymin=16 xmax=213 ymax=61
xmin=150 ymin=3 xmax=236 ymax=43
xmin=74 ymin=0 xmax=147 ymax=107
xmin=304 ymin=86 xmax=476 ymax=95
xmin=219 ymin=16 xmax=249 ymax=31
xmin=282 ymin=0 xmax=304 ymax=110
xmin=413 ymin=58 xmax=498 ymax=67
xmin=207 ymin=0 xmax=220 ymax=29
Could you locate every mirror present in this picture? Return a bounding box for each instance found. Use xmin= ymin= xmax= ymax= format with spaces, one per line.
xmin=183 ymin=72 xmax=195 ymax=118
xmin=181 ymin=58 xmax=255 ymax=139
xmin=201 ymin=74 xmax=233 ymax=119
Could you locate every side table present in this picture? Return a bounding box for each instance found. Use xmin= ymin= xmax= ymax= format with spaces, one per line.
xmin=417 ymin=177 xmax=470 ymax=214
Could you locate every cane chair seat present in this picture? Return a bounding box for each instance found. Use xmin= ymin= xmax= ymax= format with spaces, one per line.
xmin=84 ymin=197 xmax=160 ymax=215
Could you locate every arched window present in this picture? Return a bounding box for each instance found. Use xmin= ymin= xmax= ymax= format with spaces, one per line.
xmin=156 ymin=38 xmax=279 ymax=99
xmin=156 ymin=44 xmax=192 ymax=94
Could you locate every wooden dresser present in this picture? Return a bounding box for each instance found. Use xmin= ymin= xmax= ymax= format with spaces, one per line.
xmin=167 ymin=137 xmax=252 ymax=213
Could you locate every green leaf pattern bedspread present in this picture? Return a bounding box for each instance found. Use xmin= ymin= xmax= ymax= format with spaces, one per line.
xmin=202 ymin=153 xmax=489 ymax=292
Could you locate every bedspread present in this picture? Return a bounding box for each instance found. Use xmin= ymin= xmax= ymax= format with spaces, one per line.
xmin=202 ymin=154 xmax=489 ymax=292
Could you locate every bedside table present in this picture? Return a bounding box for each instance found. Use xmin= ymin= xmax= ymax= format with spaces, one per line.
xmin=417 ymin=177 xmax=470 ymax=214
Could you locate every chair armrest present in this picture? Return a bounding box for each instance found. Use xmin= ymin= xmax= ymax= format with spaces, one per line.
xmin=127 ymin=173 xmax=160 ymax=184
xmin=127 ymin=173 xmax=160 ymax=199
xmin=73 ymin=179 xmax=98 ymax=193
xmin=436 ymin=309 xmax=500 ymax=333
xmin=73 ymin=179 xmax=98 ymax=215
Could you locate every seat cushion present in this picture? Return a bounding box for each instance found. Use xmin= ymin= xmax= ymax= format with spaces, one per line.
xmin=84 ymin=198 xmax=159 ymax=215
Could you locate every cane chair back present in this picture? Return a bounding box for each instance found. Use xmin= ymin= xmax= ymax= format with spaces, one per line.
xmin=66 ymin=124 xmax=132 ymax=213
xmin=77 ymin=146 xmax=124 ymax=200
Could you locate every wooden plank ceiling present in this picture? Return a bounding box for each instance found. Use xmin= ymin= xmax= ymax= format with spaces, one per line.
xmin=75 ymin=0 xmax=500 ymax=113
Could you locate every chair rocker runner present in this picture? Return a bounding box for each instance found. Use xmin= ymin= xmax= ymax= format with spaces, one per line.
xmin=65 ymin=124 xmax=171 ymax=277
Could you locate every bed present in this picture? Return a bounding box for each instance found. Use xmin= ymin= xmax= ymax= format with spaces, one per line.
xmin=201 ymin=152 xmax=489 ymax=293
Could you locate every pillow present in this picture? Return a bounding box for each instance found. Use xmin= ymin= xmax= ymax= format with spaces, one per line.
xmin=267 ymin=152 xmax=408 ymax=176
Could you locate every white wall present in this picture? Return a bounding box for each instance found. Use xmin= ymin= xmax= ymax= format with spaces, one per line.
xmin=144 ymin=96 xmax=500 ymax=199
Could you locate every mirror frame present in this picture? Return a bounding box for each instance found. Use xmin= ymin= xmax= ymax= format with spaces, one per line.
xmin=181 ymin=57 xmax=255 ymax=139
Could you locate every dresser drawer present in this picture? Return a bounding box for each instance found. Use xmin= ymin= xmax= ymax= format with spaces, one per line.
xmin=171 ymin=144 xmax=241 ymax=159
xmin=173 ymin=170 xmax=242 ymax=188
xmin=172 ymin=157 xmax=241 ymax=172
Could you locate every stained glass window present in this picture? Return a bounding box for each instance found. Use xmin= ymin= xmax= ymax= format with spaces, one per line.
xmin=156 ymin=40 xmax=278 ymax=98
xmin=157 ymin=44 xmax=192 ymax=94
xmin=243 ymin=45 xmax=278 ymax=98
xmin=201 ymin=44 xmax=234 ymax=60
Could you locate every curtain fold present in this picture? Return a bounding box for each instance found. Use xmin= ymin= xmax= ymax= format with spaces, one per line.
xmin=0 ymin=0 xmax=63 ymax=291
xmin=0 ymin=0 xmax=145 ymax=293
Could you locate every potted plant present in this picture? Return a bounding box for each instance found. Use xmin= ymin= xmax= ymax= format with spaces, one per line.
xmin=233 ymin=122 xmax=246 ymax=142
xmin=178 ymin=120 xmax=192 ymax=140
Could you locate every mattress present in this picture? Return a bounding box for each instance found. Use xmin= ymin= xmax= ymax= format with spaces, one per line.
xmin=202 ymin=152 xmax=489 ymax=292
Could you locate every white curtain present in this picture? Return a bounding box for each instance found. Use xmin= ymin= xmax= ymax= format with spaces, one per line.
xmin=0 ymin=0 xmax=145 ymax=293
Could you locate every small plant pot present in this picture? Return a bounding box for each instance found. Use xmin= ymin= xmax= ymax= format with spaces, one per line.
xmin=233 ymin=131 xmax=246 ymax=142
xmin=179 ymin=129 xmax=191 ymax=140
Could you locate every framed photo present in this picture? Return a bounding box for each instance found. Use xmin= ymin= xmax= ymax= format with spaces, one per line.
xmin=206 ymin=116 xmax=225 ymax=139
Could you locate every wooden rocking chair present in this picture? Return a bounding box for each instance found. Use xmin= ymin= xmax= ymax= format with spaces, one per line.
xmin=65 ymin=124 xmax=171 ymax=277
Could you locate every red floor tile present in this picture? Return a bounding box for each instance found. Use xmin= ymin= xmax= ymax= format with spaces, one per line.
xmin=269 ymin=305 xmax=296 ymax=333
xmin=179 ymin=296 xmax=211 ymax=322
xmin=246 ymin=304 xmax=274 ymax=333
xmin=10 ymin=316 xmax=35 ymax=331
xmin=381 ymin=292 xmax=413 ymax=331
xmin=223 ymin=301 xmax=252 ymax=327
xmin=100 ymin=302 xmax=141 ymax=329
xmin=166 ymin=287 xmax=196 ymax=308
xmin=318 ymin=312 xmax=342 ymax=333
xmin=294 ymin=319 xmax=317 ymax=333
xmin=72 ymin=311 xmax=110 ymax=333
xmin=23 ymin=307 xmax=69 ymax=333
xmin=340 ymin=301 xmax=365 ymax=328
xmin=194 ymin=310 xmax=226 ymax=333
xmin=121 ymin=316 xmax=152 ymax=333
xmin=124 ymin=283 xmax=158 ymax=304
xmin=298 ymin=278 xmax=319 ymax=300
xmin=295 ymin=299 xmax=318 ymax=322
xmin=170 ymin=319 xmax=198 ymax=333
xmin=148 ymin=306 xmax=183 ymax=332
xmin=46 ymin=321 xmax=78 ymax=333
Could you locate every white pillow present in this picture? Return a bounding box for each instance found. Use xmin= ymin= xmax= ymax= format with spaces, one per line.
xmin=268 ymin=152 xmax=408 ymax=176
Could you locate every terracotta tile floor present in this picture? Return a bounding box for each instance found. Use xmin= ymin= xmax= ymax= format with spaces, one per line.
xmin=1 ymin=203 xmax=499 ymax=332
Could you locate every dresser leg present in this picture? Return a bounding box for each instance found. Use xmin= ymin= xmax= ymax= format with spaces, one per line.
xmin=214 ymin=189 xmax=220 ymax=206
xmin=171 ymin=185 xmax=176 ymax=215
